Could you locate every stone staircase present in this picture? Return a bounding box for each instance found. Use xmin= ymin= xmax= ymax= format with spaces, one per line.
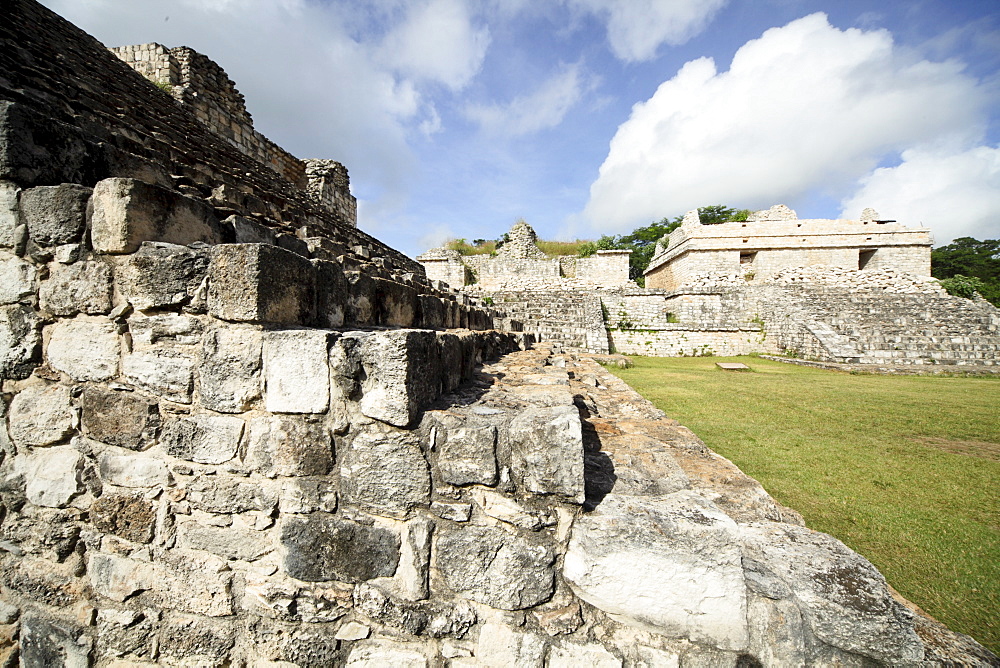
xmin=809 ymin=292 xmax=1000 ymax=365
xmin=487 ymin=290 xmax=610 ymax=353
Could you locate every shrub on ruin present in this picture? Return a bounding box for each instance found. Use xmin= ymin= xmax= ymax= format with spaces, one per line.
xmin=939 ymin=274 xmax=986 ymax=300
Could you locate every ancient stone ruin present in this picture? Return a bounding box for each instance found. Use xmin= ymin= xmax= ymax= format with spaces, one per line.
xmin=1 ymin=1 xmax=998 ymax=666
xmin=421 ymin=217 xmax=999 ymax=367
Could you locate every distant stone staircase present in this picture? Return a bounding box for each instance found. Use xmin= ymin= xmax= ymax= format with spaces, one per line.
xmin=488 ymin=290 xmax=610 ymax=353
xmin=808 ymin=292 xmax=1000 ymax=365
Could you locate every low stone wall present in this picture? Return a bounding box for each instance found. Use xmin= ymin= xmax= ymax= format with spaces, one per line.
xmin=608 ymin=326 xmax=771 ymax=357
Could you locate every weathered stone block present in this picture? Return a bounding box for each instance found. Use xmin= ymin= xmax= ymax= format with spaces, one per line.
xmin=563 ymin=492 xmax=748 ymax=651
xmin=19 ymin=614 xmax=90 ymax=668
xmin=0 ymin=180 xmax=20 ymax=247
xmin=0 ymin=101 xmax=90 ymax=186
xmin=46 ymin=317 xmax=119 ymax=381
xmin=208 ymin=243 xmax=316 ymax=325
xmin=99 ymin=452 xmax=170 ymax=488
xmin=280 ymin=478 xmax=338 ymax=514
xmin=244 ymin=415 xmax=332 ymax=477
xmin=0 ymin=252 xmax=37 ymax=304
xmin=418 ymin=295 xmax=446 ymax=329
xmin=199 ymin=326 xmax=262 ymax=413
xmin=359 ymin=329 xmax=440 ymax=427
xmin=21 ymin=446 xmax=82 ymax=507
xmin=346 ymin=639 xmax=428 ymax=667
xmin=39 ymin=260 xmax=112 ymax=315
xmin=436 ymin=525 xmax=555 ymax=610
xmin=8 ymin=383 xmax=74 ymax=448
xmin=476 ymin=623 xmax=546 ymax=667
xmin=176 ymin=521 xmax=273 ymax=561
xmin=473 ymin=489 xmax=553 ymax=531
xmin=122 ymin=348 xmax=194 ymax=403
xmin=375 ymin=277 xmax=417 ymax=327
xmin=186 ymin=475 xmax=277 ymax=514
xmin=372 ymin=517 xmax=433 ymax=601
xmin=314 ymin=259 xmax=347 ymax=328
xmin=345 ymin=271 xmax=376 ymax=326
xmin=18 ymin=183 xmax=91 ymax=246
xmin=91 ymin=493 xmax=155 ymax=543
xmin=129 ymin=313 xmax=203 ymax=346
xmin=225 ymin=214 xmax=276 ymax=244
xmin=157 ymin=613 xmax=236 ymax=662
xmin=510 ymin=405 xmax=585 ymax=503
xmin=115 ymin=242 xmax=209 ymax=310
xmin=90 ymin=177 xmax=221 ymax=253
xmin=340 ymin=431 xmax=431 ymax=519
xmin=160 ymin=414 xmax=244 ymax=464
xmin=80 ymin=386 xmax=159 ymax=450
xmin=548 ymin=642 xmax=622 ymax=667
xmin=0 ymin=303 xmax=41 ymax=379
xmin=437 ymin=425 xmax=498 ymax=487
xmin=263 ymin=329 xmax=331 ymax=413
xmin=280 ymin=513 xmax=400 ymax=583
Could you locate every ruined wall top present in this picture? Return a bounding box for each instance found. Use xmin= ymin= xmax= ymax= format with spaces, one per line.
xmin=496 ymin=221 xmax=547 ymax=260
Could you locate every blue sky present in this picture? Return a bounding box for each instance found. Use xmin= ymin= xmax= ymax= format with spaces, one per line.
xmin=43 ymin=0 xmax=1000 ymax=257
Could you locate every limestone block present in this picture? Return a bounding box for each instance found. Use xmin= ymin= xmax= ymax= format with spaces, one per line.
xmin=0 ymin=253 xmax=36 ymax=303
xmin=436 ymin=332 xmax=463 ymax=392
xmin=129 ymin=313 xmax=203 ymax=346
xmin=548 ymin=642 xmax=622 ymax=667
xmin=345 ymin=272 xmax=376 ymax=326
xmin=18 ymin=614 xmax=90 ymax=668
xmin=372 ymin=517 xmax=433 ymax=601
xmin=345 ymin=639 xmax=428 ymax=668
xmin=473 ymin=489 xmax=552 ymax=531
xmin=739 ymin=521 xmax=923 ymax=664
xmin=160 ymin=414 xmax=244 ymax=464
xmin=46 ymin=317 xmax=119 ymax=381
xmin=263 ymin=329 xmax=331 ymax=414
xmin=98 ymin=452 xmax=170 ymax=488
xmin=563 ymin=492 xmax=748 ymax=651
xmin=225 ymin=214 xmax=276 ymax=244
xmin=176 ymin=521 xmax=273 ymax=561
xmin=20 ymin=445 xmax=82 ymax=507
xmin=208 ymin=243 xmax=316 ymax=325
xmin=437 ymin=424 xmax=498 ymax=487
xmin=375 ymin=277 xmax=417 ymax=327
xmin=0 ymin=180 xmax=19 ymax=247
xmin=199 ymin=326 xmax=262 ymax=413
xmin=19 ymin=183 xmax=92 ymax=246
xmin=418 ymin=295 xmax=446 ymax=330
xmin=340 ymin=431 xmax=430 ymax=519
xmin=359 ymin=329 xmax=440 ymax=427
xmin=90 ymin=493 xmax=155 ymax=543
xmin=39 ymin=260 xmax=112 ymax=315
xmin=0 ymin=303 xmax=40 ymax=379
xmin=185 ymin=475 xmax=277 ymax=514
xmin=122 ymin=348 xmax=194 ymax=403
xmin=509 ymin=405 xmax=585 ymax=503
xmin=314 ymin=259 xmax=347 ymax=328
xmin=632 ymin=646 xmax=681 ymax=668
xmin=431 ymin=501 xmax=472 ymax=522
xmin=335 ymin=621 xmax=371 ymax=641
xmin=244 ymin=415 xmax=332 ymax=477
xmin=476 ymin=623 xmax=546 ymax=667
xmin=279 ymin=478 xmax=338 ymax=514
xmin=89 ymin=177 xmax=221 ymax=254
xmin=8 ymin=383 xmax=73 ymax=448
xmin=435 ymin=525 xmax=555 ymax=610
xmin=115 ymin=242 xmax=209 ymax=310
xmin=280 ymin=512 xmax=400 ymax=583
xmin=80 ymin=386 xmax=159 ymax=450
xmin=157 ymin=614 xmax=236 ymax=664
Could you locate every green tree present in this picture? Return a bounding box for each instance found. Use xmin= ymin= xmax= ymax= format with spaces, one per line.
xmin=931 ymin=237 xmax=1000 ymax=305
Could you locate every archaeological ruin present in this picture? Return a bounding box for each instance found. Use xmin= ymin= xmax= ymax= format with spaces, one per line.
xmin=1 ymin=0 xmax=998 ymax=665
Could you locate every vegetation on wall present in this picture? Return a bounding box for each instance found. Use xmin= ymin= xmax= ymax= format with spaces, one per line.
xmin=931 ymin=237 xmax=1000 ymax=306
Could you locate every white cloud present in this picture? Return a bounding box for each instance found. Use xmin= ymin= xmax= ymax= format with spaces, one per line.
xmin=465 ymin=63 xmax=590 ymax=136
xmin=569 ymin=0 xmax=728 ymax=62
xmin=582 ymin=13 xmax=991 ymax=233
xmin=839 ymin=146 xmax=1000 ymax=245
xmin=378 ymin=0 xmax=490 ymax=90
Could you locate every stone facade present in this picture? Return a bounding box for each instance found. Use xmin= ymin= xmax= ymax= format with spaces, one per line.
xmin=1 ymin=2 xmax=998 ymax=666
xmin=645 ymin=205 xmax=932 ymax=292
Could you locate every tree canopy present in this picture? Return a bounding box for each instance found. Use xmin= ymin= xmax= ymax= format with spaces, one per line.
xmin=931 ymin=237 xmax=1000 ymax=305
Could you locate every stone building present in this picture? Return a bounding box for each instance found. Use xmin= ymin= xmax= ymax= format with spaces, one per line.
xmin=645 ymin=205 xmax=932 ymax=291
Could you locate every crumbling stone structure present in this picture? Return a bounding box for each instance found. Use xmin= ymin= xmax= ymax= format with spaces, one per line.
xmin=645 ymin=205 xmax=932 ymax=291
xmin=1 ymin=1 xmax=997 ymax=666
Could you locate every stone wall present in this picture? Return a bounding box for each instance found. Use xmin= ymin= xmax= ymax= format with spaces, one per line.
xmin=646 ymin=205 xmax=932 ymax=292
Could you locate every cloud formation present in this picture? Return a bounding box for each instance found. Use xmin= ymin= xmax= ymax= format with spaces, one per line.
xmin=464 ymin=63 xmax=591 ymax=136
xmin=582 ymin=13 xmax=992 ymax=235
xmin=840 ymin=146 xmax=1000 ymax=244
xmin=569 ymin=0 xmax=729 ymax=61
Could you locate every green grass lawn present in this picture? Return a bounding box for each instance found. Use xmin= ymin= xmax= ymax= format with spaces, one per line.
xmin=608 ymin=356 xmax=1000 ymax=654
